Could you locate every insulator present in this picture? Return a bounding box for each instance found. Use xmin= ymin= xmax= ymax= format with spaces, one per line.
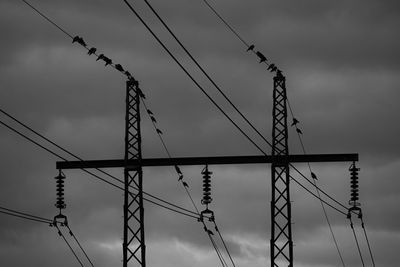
xmin=55 ymin=171 xmax=66 ymax=210
xmin=348 ymin=163 xmax=360 ymax=205
xmin=201 ymin=166 xmax=213 ymax=206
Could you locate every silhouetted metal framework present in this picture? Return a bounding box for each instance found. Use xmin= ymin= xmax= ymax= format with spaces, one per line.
xmin=123 ymin=79 xmax=145 ymax=267
xmin=57 ymin=78 xmax=359 ymax=267
xmin=271 ymin=74 xmax=292 ymax=266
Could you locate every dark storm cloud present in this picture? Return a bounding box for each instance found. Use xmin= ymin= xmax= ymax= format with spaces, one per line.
xmin=0 ymin=0 xmax=399 ymax=266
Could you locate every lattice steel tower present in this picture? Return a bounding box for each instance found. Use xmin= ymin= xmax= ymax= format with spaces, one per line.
xmin=123 ymin=79 xmax=145 ymax=267
xmin=270 ymin=73 xmax=293 ymax=266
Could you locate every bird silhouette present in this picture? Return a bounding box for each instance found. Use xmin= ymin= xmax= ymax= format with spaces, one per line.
xmin=87 ymin=47 xmax=97 ymax=55
xmin=72 ymin=36 xmax=80 ymax=44
xmin=182 ymin=181 xmax=189 ymax=188
xmin=115 ymin=64 xmax=124 ymax=72
xmin=156 ymin=129 xmax=163 ymax=135
xmin=77 ymin=37 xmax=87 ymax=47
xmin=175 ymin=165 xmax=182 ymax=175
xmin=103 ymin=57 xmax=112 ymax=66
xmin=138 ymin=88 xmax=145 ymax=98
xmin=311 ymin=172 xmax=318 ymax=180
xmin=291 ymin=118 xmax=299 ymax=126
xmin=296 ymin=128 xmax=303 ymax=135
xmin=96 ymin=54 xmax=105 ymax=61
xmin=206 ymin=229 xmax=214 ymax=235
xmin=150 ymin=116 xmax=157 ymax=123
xmin=256 ymin=51 xmax=267 ymax=63
xmin=147 ymin=109 xmax=153 ymax=115
xmin=178 ymin=175 xmax=183 ymax=181
xmin=247 ymin=44 xmax=255 ymax=52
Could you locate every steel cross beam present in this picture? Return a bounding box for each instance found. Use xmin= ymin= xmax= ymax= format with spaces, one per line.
xmin=56 ymin=76 xmax=358 ymax=267
xmin=56 ymin=154 xmax=358 ymax=169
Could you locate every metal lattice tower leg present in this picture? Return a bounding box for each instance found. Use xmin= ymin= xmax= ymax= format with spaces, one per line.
xmin=270 ymin=74 xmax=293 ymax=267
xmin=123 ymin=79 xmax=146 ymax=267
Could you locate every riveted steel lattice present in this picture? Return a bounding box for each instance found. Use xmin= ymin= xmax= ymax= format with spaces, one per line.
xmin=123 ymin=79 xmax=145 ymax=267
xmin=270 ymin=74 xmax=293 ymax=267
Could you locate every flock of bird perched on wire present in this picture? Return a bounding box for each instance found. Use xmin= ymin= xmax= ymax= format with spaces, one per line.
xmin=72 ymin=35 xmax=133 ymax=79
xmin=246 ymin=44 xmax=283 ymax=77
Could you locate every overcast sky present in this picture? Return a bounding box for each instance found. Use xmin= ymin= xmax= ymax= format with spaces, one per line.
xmin=0 ymin=0 xmax=399 ymax=266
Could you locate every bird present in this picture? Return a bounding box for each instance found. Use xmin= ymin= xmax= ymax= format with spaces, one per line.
xmin=206 ymin=229 xmax=214 ymax=235
xmin=147 ymin=109 xmax=153 ymax=115
xmin=246 ymin=44 xmax=255 ymax=52
xmin=150 ymin=116 xmax=157 ymax=123
xmin=96 ymin=54 xmax=105 ymax=61
xmin=256 ymin=51 xmax=267 ymax=63
xmin=296 ymin=128 xmax=303 ymax=135
xmin=267 ymin=63 xmax=275 ymax=71
xmin=311 ymin=172 xmax=318 ymax=180
xmin=178 ymin=175 xmax=183 ymax=181
xmin=103 ymin=57 xmax=112 ymax=66
xmin=291 ymin=118 xmax=299 ymax=126
xmin=115 ymin=64 xmax=124 ymax=72
xmin=156 ymin=129 xmax=163 ymax=135
xmin=175 ymin=165 xmax=182 ymax=175
xmin=87 ymin=47 xmax=97 ymax=55
xmin=182 ymin=181 xmax=189 ymax=188
xmin=72 ymin=36 xmax=80 ymax=44
xmin=138 ymin=88 xmax=145 ymax=98
xmin=77 ymin=37 xmax=87 ymax=47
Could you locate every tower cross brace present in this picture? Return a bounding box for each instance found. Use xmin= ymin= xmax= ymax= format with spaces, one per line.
xmin=57 ymin=76 xmax=358 ymax=267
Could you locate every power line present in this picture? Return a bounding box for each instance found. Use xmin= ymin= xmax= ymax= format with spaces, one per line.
xmin=0 ymin=208 xmax=52 ymax=224
xmin=139 ymin=0 xmax=274 ymax=151
xmin=0 ymin=107 xmax=199 ymax=219
xmin=20 ymin=0 xmax=73 ymax=38
xmin=361 ymin=217 xmax=376 ymax=267
xmin=349 ymin=217 xmax=366 ymax=267
xmin=121 ymin=0 xmax=351 ymax=218
xmin=0 ymin=117 xmax=199 ymax=220
xmin=19 ymin=0 xmax=349 ymax=220
xmin=287 ymin=99 xmax=346 ymax=266
xmin=66 ymin=225 xmax=95 ymax=267
xmin=121 ymin=0 xmax=266 ymax=156
xmin=142 ymin=96 xmax=235 ymax=267
xmin=54 ymin=224 xmax=85 ymax=267
xmin=201 ymin=0 xmax=249 ymax=47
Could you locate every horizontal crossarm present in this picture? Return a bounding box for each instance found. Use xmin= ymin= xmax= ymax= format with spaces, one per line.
xmin=56 ymin=153 xmax=358 ymax=169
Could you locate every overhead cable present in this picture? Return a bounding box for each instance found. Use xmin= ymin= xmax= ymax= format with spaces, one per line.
xmin=54 ymin=224 xmax=85 ymax=267
xmin=121 ymin=0 xmax=350 ymax=217
xmin=0 ymin=117 xmax=198 ymax=220
xmin=20 ymin=0 xmax=349 ymax=220
xmin=66 ymin=225 xmax=95 ymax=267
xmin=0 ymin=206 xmax=52 ymax=224
xmin=360 ymin=217 xmax=376 ymax=267
xmin=0 ymin=107 xmax=198 ymax=219
xmin=349 ymin=217 xmax=366 ymax=267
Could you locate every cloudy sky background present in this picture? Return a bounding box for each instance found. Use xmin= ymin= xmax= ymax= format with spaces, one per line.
xmin=0 ymin=0 xmax=399 ymax=266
